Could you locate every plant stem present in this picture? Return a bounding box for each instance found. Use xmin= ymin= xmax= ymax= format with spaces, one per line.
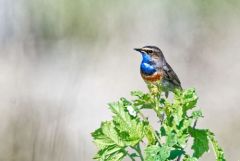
xmin=176 ymin=156 xmax=181 ymax=161
xmin=193 ymin=119 xmax=198 ymax=129
xmin=126 ymin=152 xmax=136 ymax=161
xmin=133 ymin=143 xmax=144 ymax=161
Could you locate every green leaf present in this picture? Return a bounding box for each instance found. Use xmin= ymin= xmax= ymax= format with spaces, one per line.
xmin=189 ymin=128 xmax=209 ymax=158
xmin=92 ymin=122 xmax=125 ymax=149
xmin=131 ymin=90 xmax=145 ymax=97
xmin=160 ymin=126 xmax=166 ymax=136
xmin=191 ymin=110 xmax=203 ymax=119
xmin=131 ymin=91 xmax=154 ymax=109
xmin=182 ymin=89 xmax=198 ymax=111
xmin=168 ymin=149 xmax=185 ymax=160
xmin=94 ymin=145 xmax=126 ymax=161
xmin=144 ymin=124 xmax=156 ymax=145
xmin=144 ymin=145 xmax=171 ymax=161
xmin=207 ymin=130 xmax=226 ymax=161
xmin=92 ymin=121 xmax=126 ymax=161
xmin=109 ymin=101 xmax=145 ymax=146
xmin=166 ymin=132 xmax=177 ymax=147
xmin=175 ymin=88 xmax=198 ymax=114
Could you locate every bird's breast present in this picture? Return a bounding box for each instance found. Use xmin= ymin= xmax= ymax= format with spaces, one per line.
xmin=141 ymin=71 xmax=163 ymax=83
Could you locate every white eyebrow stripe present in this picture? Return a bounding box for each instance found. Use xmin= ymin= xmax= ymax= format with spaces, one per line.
xmin=142 ymin=48 xmax=153 ymax=51
xmin=142 ymin=48 xmax=152 ymax=50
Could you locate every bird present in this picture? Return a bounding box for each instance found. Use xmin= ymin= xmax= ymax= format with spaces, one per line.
xmin=134 ymin=46 xmax=182 ymax=97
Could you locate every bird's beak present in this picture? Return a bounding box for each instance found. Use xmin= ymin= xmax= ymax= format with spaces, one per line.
xmin=134 ymin=48 xmax=142 ymax=52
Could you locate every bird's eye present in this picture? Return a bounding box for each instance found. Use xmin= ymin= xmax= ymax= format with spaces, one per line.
xmin=148 ymin=50 xmax=153 ymax=54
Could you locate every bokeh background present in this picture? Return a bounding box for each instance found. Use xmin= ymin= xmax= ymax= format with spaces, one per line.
xmin=0 ymin=0 xmax=240 ymax=160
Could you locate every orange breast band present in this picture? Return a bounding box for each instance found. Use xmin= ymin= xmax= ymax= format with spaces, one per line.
xmin=141 ymin=72 xmax=163 ymax=82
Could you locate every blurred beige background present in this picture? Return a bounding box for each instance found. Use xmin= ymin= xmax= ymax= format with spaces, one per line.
xmin=0 ymin=0 xmax=239 ymax=160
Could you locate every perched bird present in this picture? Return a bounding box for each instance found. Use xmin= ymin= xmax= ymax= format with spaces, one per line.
xmin=134 ymin=46 xmax=182 ymax=96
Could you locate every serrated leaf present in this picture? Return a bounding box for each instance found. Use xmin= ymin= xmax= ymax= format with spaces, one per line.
xmin=189 ymin=128 xmax=209 ymax=158
xmin=144 ymin=145 xmax=171 ymax=161
xmin=105 ymin=151 xmax=126 ymax=161
xmin=144 ymin=124 xmax=156 ymax=145
xmin=175 ymin=89 xmax=198 ymax=114
xmin=109 ymin=101 xmax=144 ymax=146
xmin=207 ymin=130 xmax=226 ymax=161
xmin=92 ymin=122 xmax=125 ymax=149
xmin=92 ymin=121 xmax=126 ymax=161
xmin=182 ymin=89 xmax=198 ymax=112
xmin=94 ymin=145 xmax=125 ymax=161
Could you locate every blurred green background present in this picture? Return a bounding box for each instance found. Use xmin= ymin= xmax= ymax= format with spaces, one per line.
xmin=0 ymin=0 xmax=240 ymax=160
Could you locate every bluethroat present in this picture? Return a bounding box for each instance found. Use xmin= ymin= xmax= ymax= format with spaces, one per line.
xmin=134 ymin=46 xmax=182 ymax=97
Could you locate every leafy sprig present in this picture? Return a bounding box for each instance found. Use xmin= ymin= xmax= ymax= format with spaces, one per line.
xmin=92 ymin=88 xmax=226 ymax=161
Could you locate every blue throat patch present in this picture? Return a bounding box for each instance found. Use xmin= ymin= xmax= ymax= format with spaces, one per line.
xmin=140 ymin=53 xmax=156 ymax=75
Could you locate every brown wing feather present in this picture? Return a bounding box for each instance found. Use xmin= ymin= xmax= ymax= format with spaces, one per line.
xmin=163 ymin=63 xmax=182 ymax=89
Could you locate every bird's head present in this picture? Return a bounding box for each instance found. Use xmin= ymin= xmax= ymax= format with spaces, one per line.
xmin=134 ymin=46 xmax=165 ymax=64
xmin=134 ymin=46 xmax=165 ymax=63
